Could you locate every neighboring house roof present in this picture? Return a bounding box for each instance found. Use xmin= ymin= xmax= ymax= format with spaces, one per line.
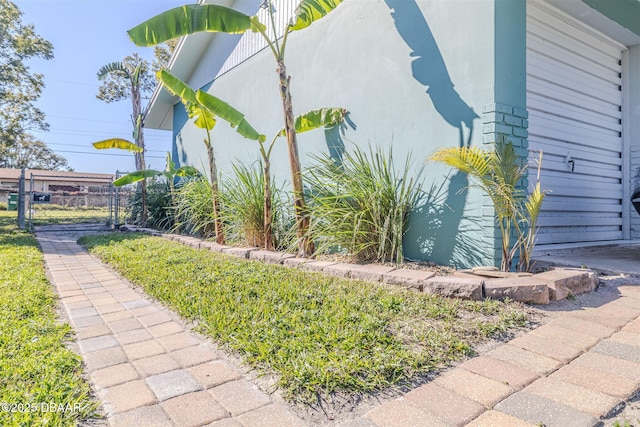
xmin=0 ymin=168 xmax=114 ymax=182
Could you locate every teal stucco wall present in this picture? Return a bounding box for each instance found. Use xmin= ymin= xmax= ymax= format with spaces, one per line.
xmin=582 ymin=0 xmax=640 ymax=37
xmin=170 ymin=0 xmax=528 ymax=268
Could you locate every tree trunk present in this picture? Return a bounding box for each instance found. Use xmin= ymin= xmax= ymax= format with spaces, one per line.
xmin=276 ymin=60 xmax=314 ymax=257
xmin=131 ymin=82 xmax=148 ymax=226
xmin=206 ymin=141 xmax=225 ymax=244
xmin=137 ymin=130 xmax=148 ymax=227
xmin=263 ymin=156 xmax=274 ymax=250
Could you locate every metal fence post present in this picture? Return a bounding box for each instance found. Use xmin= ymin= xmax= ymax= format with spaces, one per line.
xmin=109 ymin=182 xmax=114 ymax=228
xmin=115 ymin=170 xmax=120 ymax=227
xmin=17 ymin=168 xmax=25 ymax=229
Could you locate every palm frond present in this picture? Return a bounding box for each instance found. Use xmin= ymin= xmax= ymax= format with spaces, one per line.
xmin=97 ymin=62 xmax=127 ymax=80
xmin=430 ymin=146 xmax=491 ymax=178
xmin=491 ymin=138 xmax=525 ymax=188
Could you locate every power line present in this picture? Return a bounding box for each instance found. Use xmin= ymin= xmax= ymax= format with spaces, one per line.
xmin=31 ymin=129 xmax=170 ymax=142
xmin=45 ymin=128 xmax=169 ymax=137
xmin=39 ymin=126 xmax=168 ymax=135
xmin=45 ymin=141 xmax=169 ymax=153
xmin=53 ymin=149 xmax=165 ymax=159
xmin=46 ymin=114 xmax=130 ymax=125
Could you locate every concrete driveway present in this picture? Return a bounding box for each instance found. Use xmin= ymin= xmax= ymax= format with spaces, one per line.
xmin=534 ymin=242 xmax=640 ymax=276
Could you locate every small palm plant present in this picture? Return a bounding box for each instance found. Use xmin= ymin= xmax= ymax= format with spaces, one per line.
xmin=430 ymin=136 xmax=546 ymax=272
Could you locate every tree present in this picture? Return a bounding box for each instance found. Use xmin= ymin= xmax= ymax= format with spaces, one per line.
xmin=97 ymin=57 xmax=151 ymax=224
xmin=0 ymin=0 xmax=53 ymax=147
xmin=0 ymin=134 xmax=71 ymax=171
xmin=127 ymin=0 xmax=345 ymax=257
xmin=95 ymin=45 xmax=174 ymax=225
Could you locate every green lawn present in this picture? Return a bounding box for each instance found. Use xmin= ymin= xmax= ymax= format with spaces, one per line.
xmin=0 ymin=212 xmax=98 ymax=426
xmin=29 ymin=205 xmax=111 ymax=226
xmin=81 ymin=232 xmax=531 ymax=403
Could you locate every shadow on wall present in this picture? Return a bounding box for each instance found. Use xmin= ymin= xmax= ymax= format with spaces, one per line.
xmin=323 ymin=113 xmax=357 ymax=166
xmin=384 ymin=0 xmax=478 ymax=148
xmin=385 ymin=0 xmax=483 ymax=267
xmin=175 ymin=133 xmax=192 ymax=172
xmin=405 ymin=171 xmax=486 ymax=269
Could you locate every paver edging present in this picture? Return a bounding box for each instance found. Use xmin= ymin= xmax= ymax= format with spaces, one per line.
xmin=120 ymin=228 xmax=601 ymax=306
xmin=121 ymin=229 xmax=466 ymax=299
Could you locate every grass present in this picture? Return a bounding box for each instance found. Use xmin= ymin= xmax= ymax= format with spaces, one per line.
xmin=0 ymin=212 xmax=98 ymax=426
xmin=80 ymin=232 xmax=531 ymax=403
xmin=28 ymin=205 xmax=111 ymax=226
xmin=220 ymin=162 xmax=295 ymax=250
xmin=306 ymin=145 xmax=424 ymax=263
xmin=173 ymin=178 xmax=216 ymax=237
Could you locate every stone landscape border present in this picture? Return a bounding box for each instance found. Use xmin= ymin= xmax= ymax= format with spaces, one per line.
xmin=119 ymin=226 xmax=598 ymax=305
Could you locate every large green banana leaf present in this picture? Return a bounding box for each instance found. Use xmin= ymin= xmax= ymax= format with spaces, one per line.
xmin=156 ymin=70 xmax=198 ymax=105
xmin=278 ymin=107 xmax=348 ymax=137
xmin=128 ymin=4 xmax=265 ymax=46
xmin=174 ymin=166 xmax=199 ymax=177
xmin=114 ymin=169 xmax=163 ymax=186
xmin=165 ymin=152 xmax=199 ymax=178
xmin=196 ymin=91 xmax=266 ymax=142
xmin=158 ymin=70 xmax=265 ymax=142
xmin=289 ymin=0 xmax=344 ymax=31
xmin=113 ymin=165 xmax=198 ymax=187
xmin=93 ymin=138 xmax=143 ymax=152
xmin=157 ymin=70 xmax=216 ymax=131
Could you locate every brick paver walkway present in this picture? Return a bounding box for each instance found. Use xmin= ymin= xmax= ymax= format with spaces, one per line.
xmin=36 ymin=227 xmax=303 ymax=427
xmin=360 ymin=286 xmax=640 ymax=427
xmin=37 ymin=226 xmax=640 ymax=427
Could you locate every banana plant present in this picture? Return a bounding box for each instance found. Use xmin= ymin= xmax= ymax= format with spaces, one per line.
xmin=128 ymin=0 xmax=345 ymax=256
xmin=112 ymin=152 xmax=198 ymax=186
xmin=113 ymin=152 xmax=199 ymax=211
xmin=258 ymin=107 xmax=348 ymax=250
xmin=156 ymin=69 xmax=265 ymax=244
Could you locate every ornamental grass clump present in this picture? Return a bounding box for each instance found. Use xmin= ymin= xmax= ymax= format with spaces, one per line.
xmin=220 ymin=162 xmax=294 ymax=249
xmin=173 ymin=177 xmax=216 ymax=237
xmin=127 ymin=177 xmax=174 ymax=230
xmin=307 ymin=145 xmax=424 ymax=263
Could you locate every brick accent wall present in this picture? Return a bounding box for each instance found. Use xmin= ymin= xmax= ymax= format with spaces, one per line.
xmin=480 ymin=103 xmax=530 ymax=267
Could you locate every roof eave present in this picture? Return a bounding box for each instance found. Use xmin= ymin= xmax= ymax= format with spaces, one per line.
xmin=144 ymin=0 xmax=238 ymax=131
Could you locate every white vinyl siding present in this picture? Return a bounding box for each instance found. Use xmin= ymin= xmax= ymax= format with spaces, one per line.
xmin=527 ymin=0 xmax=626 ymax=245
xmin=216 ymin=0 xmax=297 ymax=78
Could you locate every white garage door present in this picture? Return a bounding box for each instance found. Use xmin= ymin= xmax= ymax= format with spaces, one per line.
xmin=527 ymin=1 xmax=626 ymax=245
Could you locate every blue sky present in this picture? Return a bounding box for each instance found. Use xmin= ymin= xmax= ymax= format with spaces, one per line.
xmin=14 ymin=0 xmax=188 ymax=174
